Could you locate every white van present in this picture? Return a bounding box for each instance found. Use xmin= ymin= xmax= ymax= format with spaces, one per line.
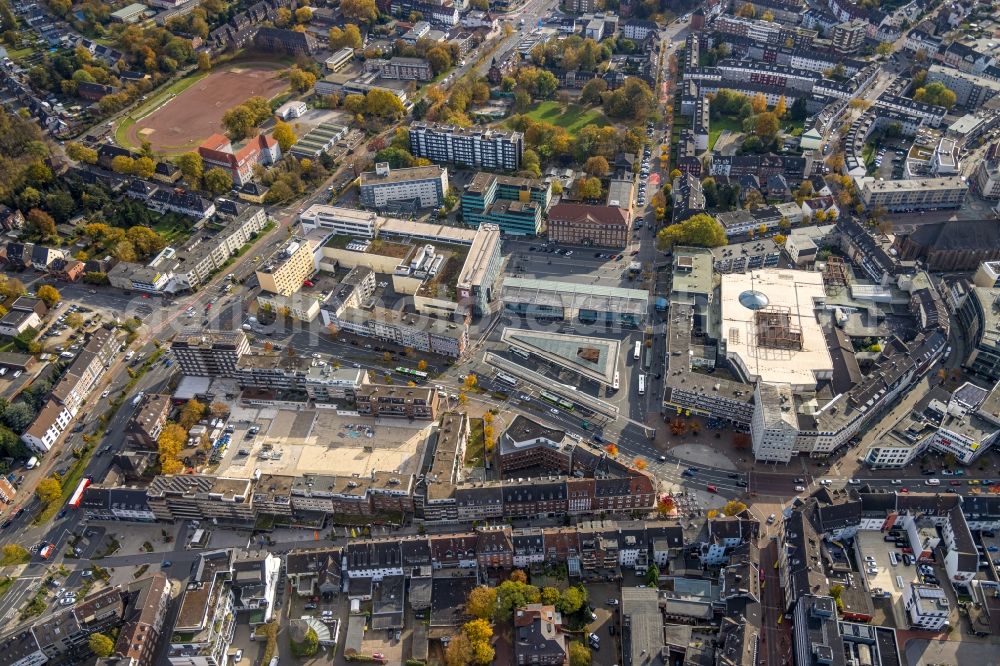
xmin=925 ymin=478 xmax=940 ymax=486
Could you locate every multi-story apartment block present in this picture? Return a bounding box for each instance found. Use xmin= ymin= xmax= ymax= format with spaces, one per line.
xmin=147 ymin=476 xmax=256 ymax=527
xmin=167 ymin=551 xmax=237 ymax=666
xmin=498 ymin=415 xmax=574 ymax=474
xmin=359 ymin=163 xmax=448 ymax=211
xmin=460 ymin=172 xmax=550 ymax=236
xmin=903 ymin=584 xmax=950 ymax=630
xmin=831 ymin=19 xmax=866 ymax=54
xmin=299 ymin=205 xmax=379 ymax=237
xmin=126 ymin=393 xmax=171 ymax=449
xmin=365 ymin=56 xmax=434 ymax=81
xmin=972 ymin=144 xmax=1000 ymax=199
xmin=927 ymin=64 xmax=1000 ymax=110
xmin=355 ymin=385 xmax=440 ymax=420
xmin=856 ymin=176 xmax=968 ymax=212
xmin=409 ymin=122 xmax=524 ymax=171
xmin=256 ymin=238 xmax=314 ymax=297
xmin=171 ymin=329 xmax=250 ymax=378
xmin=957 ymin=286 xmax=1000 ymax=382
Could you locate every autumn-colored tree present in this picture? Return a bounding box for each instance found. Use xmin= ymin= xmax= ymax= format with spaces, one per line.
xmin=66 ymin=142 xmax=98 ymax=164
xmin=158 ymin=422 xmax=187 ymax=474
xmin=774 ymin=233 xmax=787 ymax=246
xmin=36 ymin=284 xmax=61 ymax=308
xmin=210 ymin=402 xmax=229 ymax=418
xmin=722 ymin=500 xmax=748 ymax=516
xmin=605 ymin=443 xmax=619 ymax=457
xmin=341 ymin=0 xmax=377 ymax=22
xmin=444 ymin=633 xmax=473 ymax=666
xmin=464 ymin=374 xmax=478 ymax=389
xmin=458 ymin=392 xmax=468 ymax=405
xmin=382 ymin=351 xmax=392 ymax=363
xmin=774 ymin=95 xmax=787 ymax=118
xmin=583 ymin=155 xmax=610 ymax=177
xmin=463 ymin=618 xmax=494 ymax=664
xmin=89 ymin=633 xmax=115 ymax=658
xmin=179 ymin=399 xmax=207 ymax=430
xmin=466 ymin=586 xmax=497 ymax=620
xmin=272 ymin=120 xmax=296 ymax=153
xmin=656 ymin=495 xmax=675 ymax=516
xmin=36 ymin=477 xmax=62 ymax=505
xmin=509 ymin=569 xmax=528 ymax=583
xmin=633 ymin=457 xmax=648 ymax=470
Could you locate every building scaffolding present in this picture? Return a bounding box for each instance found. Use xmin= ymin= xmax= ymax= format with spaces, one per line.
xmin=823 ymin=256 xmax=850 ymax=290
xmin=754 ymin=306 xmax=803 ymax=351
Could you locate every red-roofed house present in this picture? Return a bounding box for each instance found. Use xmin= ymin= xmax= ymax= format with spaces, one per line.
xmin=546 ymin=203 xmax=631 ymax=249
xmin=197 ymin=133 xmax=281 ymax=186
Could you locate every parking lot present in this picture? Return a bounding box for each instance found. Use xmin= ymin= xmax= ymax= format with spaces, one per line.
xmin=505 ymin=239 xmax=640 ymax=289
xmin=856 ymin=530 xmax=915 ymax=627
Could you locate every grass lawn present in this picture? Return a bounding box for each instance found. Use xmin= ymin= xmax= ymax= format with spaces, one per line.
xmin=521 ymin=101 xmax=609 ymax=135
xmin=709 ymin=116 xmax=745 ymax=151
xmin=153 ymin=218 xmax=192 ymax=244
xmin=465 ymin=418 xmax=485 ymax=467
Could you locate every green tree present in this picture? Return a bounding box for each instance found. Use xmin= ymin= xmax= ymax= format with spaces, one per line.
xmin=341 ymin=0 xmax=377 ymax=22
xmin=329 ymin=23 xmax=363 ymax=49
xmin=569 ymin=641 xmax=592 ymax=666
xmin=365 ymin=88 xmax=405 ymax=118
xmin=203 ymin=167 xmax=233 ymax=195
xmin=175 ymin=152 xmax=203 ymax=184
xmin=557 ymin=585 xmax=587 ymax=614
xmin=541 ymin=587 xmax=560 ymax=605
xmin=288 ymin=65 xmax=316 ymax=92
xmin=495 ymin=580 xmax=541 ymax=620
xmin=222 ymin=105 xmax=256 ymax=140
xmin=88 ymin=633 xmax=115 ymax=658
xmin=426 ymin=46 xmax=452 ymax=75
xmin=197 ymin=51 xmax=211 ymax=71
xmin=645 ymin=563 xmax=660 ymax=587
xmin=272 ymin=120 xmax=296 ymax=152
xmin=465 ymin=586 xmax=497 ymax=620
xmin=876 ymin=42 xmax=893 ymax=56
xmin=132 ymin=156 xmax=156 ymax=179
xmin=36 ymin=477 xmax=61 ymax=505
xmin=584 ymin=155 xmax=609 ymax=177
xmin=26 ymin=208 xmax=56 ymax=240
xmin=35 ymin=284 xmax=60 ymax=308
xmin=575 ymin=176 xmax=602 ymax=200
xmin=0 ymin=544 xmax=28 ymax=565
xmin=656 ymin=213 xmax=727 ymax=249
xmin=913 ymin=80 xmax=957 ymax=108
xmin=66 ymin=142 xmax=98 ymax=164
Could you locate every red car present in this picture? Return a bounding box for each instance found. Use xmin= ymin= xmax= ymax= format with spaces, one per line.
xmin=950 ymin=480 xmax=962 ymax=486
xmin=706 ymin=484 xmax=717 ymax=493
xmin=205 ymin=303 xmax=212 ymax=310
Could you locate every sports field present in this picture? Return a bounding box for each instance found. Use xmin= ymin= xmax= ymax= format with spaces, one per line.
xmin=120 ymin=62 xmax=287 ymax=154
xmin=522 ymin=101 xmax=609 ymax=135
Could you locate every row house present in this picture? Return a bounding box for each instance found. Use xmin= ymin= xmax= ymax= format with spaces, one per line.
xmin=512 ymin=528 xmax=546 ymax=568
xmin=502 ymin=479 xmax=569 ymax=518
xmin=429 ymin=533 xmax=479 ymax=569
xmin=345 ymin=540 xmax=405 ymax=580
xmin=477 ymin=525 xmax=514 ymax=569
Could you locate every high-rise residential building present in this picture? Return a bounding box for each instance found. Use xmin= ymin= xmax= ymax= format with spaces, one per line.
xmin=170 ymin=329 xmax=251 ymax=378
xmin=831 ymin=19 xmax=866 ymax=54
xmin=409 ymin=122 xmax=524 ymax=172
xmin=460 ymin=172 xmax=550 ymax=236
xmin=359 ymin=163 xmax=448 ymax=211
xmin=256 ymin=238 xmax=315 ymax=297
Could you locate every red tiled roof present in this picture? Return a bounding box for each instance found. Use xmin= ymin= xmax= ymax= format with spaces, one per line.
xmin=548 ymin=203 xmax=629 ymax=227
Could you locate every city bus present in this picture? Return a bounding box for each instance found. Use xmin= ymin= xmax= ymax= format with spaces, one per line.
xmin=67 ymin=478 xmax=92 ymax=509
xmin=496 ymin=372 xmax=518 ymax=387
xmin=613 ymin=371 xmax=620 ymax=390
xmin=396 ymin=366 xmax=428 ymax=381
xmin=633 ymin=341 xmax=642 ymax=360
xmin=638 ymin=374 xmax=646 ymax=395
xmin=511 ymin=347 xmax=530 ymax=360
